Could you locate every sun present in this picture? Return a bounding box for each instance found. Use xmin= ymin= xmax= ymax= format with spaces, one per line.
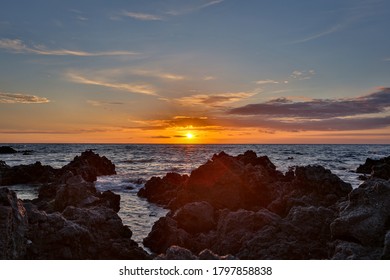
xmin=186 ymin=132 xmax=194 ymax=139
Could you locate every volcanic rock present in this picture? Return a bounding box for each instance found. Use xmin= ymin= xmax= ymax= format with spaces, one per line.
xmin=0 ymin=188 xmax=28 ymax=259
xmin=330 ymin=178 xmax=390 ymax=259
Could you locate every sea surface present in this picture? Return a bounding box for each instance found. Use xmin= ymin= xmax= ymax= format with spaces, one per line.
xmin=1 ymin=144 xmax=389 ymax=247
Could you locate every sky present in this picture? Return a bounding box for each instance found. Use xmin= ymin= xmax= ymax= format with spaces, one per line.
xmin=0 ymin=0 xmax=389 ymax=144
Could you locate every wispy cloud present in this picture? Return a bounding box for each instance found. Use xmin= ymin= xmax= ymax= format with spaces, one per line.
xmin=290 ymin=70 xmax=315 ymax=80
xmin=199 ymin=0 xmax=225 ymax=9
xmin=0 ymin=39 xmax=137 ymax=56
xmin=255 ymin=79 xmax=280 ymax=85
xmin=67 ymin=72 xmax=157 ymax=96
xmin=0 ymin=92 xmax=50 ymax=104
xmin=121 ymin=11 xmax=163 ymax=21
xmin=132 ymin=69 xmax=186 ymax=81
xmin=165 ymin=0 xmax=225 ymax=16
xmin=290 ymin=24 xmax=343 ymax=44
xmin=175 ymin=91 xmax=256 ymax=107
xmin=131 ymin=116 xmax=217 ymax=130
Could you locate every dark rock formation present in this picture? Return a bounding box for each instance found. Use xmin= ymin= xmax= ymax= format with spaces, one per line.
xmin=142 ymin=150 xmax=356 ymax=259
xmin=0 ymin=150 xmax=116 ymax=186
xmin=0 ymin=161 xmax=56 ymax=186
xmin=173 ymin=201 xmax=215 ymax=234
xmin=139 ymin=151 xmax=286 ymax=211
xmin=330 ymin=178 xmax=390 ymax=259
xmin=0 ymin=146 xmax=17 ymax=154
xmin=138 ymin=172 xmax=188 ymax=206
xmin=356 ymin=156 xmax=390 ymax=180
xmin=61 ymin=150 xmax=116 ymax=182
xmin=0 ymin=150 xmax=149 ymax=260
xmin=155 ymin=245 xmax=236 ymax=260
xmin=0 ymin=188 xmax=28 ymax=259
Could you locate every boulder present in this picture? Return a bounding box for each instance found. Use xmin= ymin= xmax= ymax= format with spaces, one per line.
xmin=155 ymin=245 xmax=197 ymax=260
xmin=138 ymin=172 xmax=188 ymax=206
xmin=143 ymin=216 xmax=193 ymax=254
xmin=25 ymin=203 xmax=150 ymax=259
xmin=237 ymin=206 xmax=337 ymax=259
xmin=331 ymin=240 xmax=383 ymax=260
xmin=210 ymin=208 xmax=280 ymax=256
xmin=0 ymin=146 xmax=17 ymax=154
xmin=54 ymin=176 xmax=97 ymax=212
xmin=331 ymin=179 xmax=390 ymax=249
xmin=61 ymin=150 xmax=116 ymax=182
xmin=0 ymin=161 xmax=57 ymax=186
xmin=356 ymin=156 xmax=390 ymax=180
xmin=173 ymin=201 xmax=215 ymax=234
xmin=0 ymin=188 xmax=28 ymax=259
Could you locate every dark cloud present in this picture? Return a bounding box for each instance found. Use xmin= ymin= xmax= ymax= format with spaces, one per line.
xmin=228 ymin=88 xmax=390 ymax=119
xmin=150 ymin=135 xmax=171 ymax=139
xmin=224 ymin=115 xmax=390 ymax=131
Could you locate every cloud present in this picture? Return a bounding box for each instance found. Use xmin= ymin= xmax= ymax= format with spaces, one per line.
xmin=132 ymin=69 xmax=185 ymax=81
xmin=225 ymin=115 xmax=390 ymax=132
xmin=225 ymin=88 xmax=390 ymax=131
xmin=290 ymin=69 xmax=315 ymax=80
xmin=121 ymin=11 xmax=163 ymax=21
xmin=175 ymin=91 xmax=256 ymax=107
xmin=150 ymin=135 xmax=171 ymax=139
xmin=165 ymin=0 xmax=225 ymax=16
xmin=130 ymin=116 xmax=218 ymax=131
xmin=255 ymin=79 xmax=280 ymax=85
xmin=0 ymin=92 xmax=50 ymax=104
xmin=289 ymin=24 xmax=343 ymax=44
xmin=199 ymin=0 xmax=225 ymax=9
xmin=67 ymin=72 xmax=157 ymax=96
xmin=0 ymin=39 xmax=137 ymax=56
xmin=228 ymin=88 xmax=390 ymax=119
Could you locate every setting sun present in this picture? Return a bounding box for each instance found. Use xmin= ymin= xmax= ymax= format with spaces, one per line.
xmin=186 ymin=132 xmax=194 ymax=139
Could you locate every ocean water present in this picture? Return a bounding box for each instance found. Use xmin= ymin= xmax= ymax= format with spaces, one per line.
xmin=1 ymin=144 xmax=389 ymax=246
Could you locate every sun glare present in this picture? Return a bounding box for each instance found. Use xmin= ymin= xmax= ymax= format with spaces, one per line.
xmin=186 ymin=132 xmax=194 ymax=139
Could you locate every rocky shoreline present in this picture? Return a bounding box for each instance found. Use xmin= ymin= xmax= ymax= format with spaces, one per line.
xmin=1 ymin=148 xmax=390 ymax=259
xmin=0 ymin=150 xmax=149 ymax=259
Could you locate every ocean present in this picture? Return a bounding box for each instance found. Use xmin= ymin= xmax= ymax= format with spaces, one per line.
xmin=1 ymin=144 xmax=389 ymax=246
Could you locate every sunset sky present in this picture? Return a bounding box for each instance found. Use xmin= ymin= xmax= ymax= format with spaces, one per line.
xmin=1 ymin=0 xmax=389 ymax=144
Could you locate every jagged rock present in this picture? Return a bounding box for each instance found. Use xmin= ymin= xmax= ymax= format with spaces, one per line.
xmin=143 ymin=216 xmax=193 ymax=254
xmin=210 ymin=208 xmax=280 ymax=256
xmin=0 ymin=162 xmax=57 ymax=186
xmin=25 ymin=203 xmax=149 ymax=259
xmin=0 ymin=150 xmax=116 ymax=187
xmin=372 ymin=163 xmax=390 ymax=180
xmin=173 ymin=201 xmax=215 ymax=234
xmin=0 ymin=188 xmax=28 ymax=259
xmin=237 ymin=206 xmax=337 ymax=259
xmin=138 ymin=172 xmax=188 ymax=206
xmin=356 ymin=156 xmax=390 ymax=180
xmin=155 ymin=245 xmax=197 ymax=260
xmin=54 ymin=175 xmax=97 ymax=212
xmin=61 ymin=150 xmax=116 ymax=182
xmin=331 ymin=240 xmax=383 ymax=260
xmin=0 ymin=146 xmax=17 ymax=154
xmin=331 ymin=179 xmax=390 ymax=251
xmin=198 ymin=249 xmax=237 ymax=260
xmin=97 ymin=190 xmax=120 ymax=213
xmin=155 ymin=245 xmax=237 ymax=260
